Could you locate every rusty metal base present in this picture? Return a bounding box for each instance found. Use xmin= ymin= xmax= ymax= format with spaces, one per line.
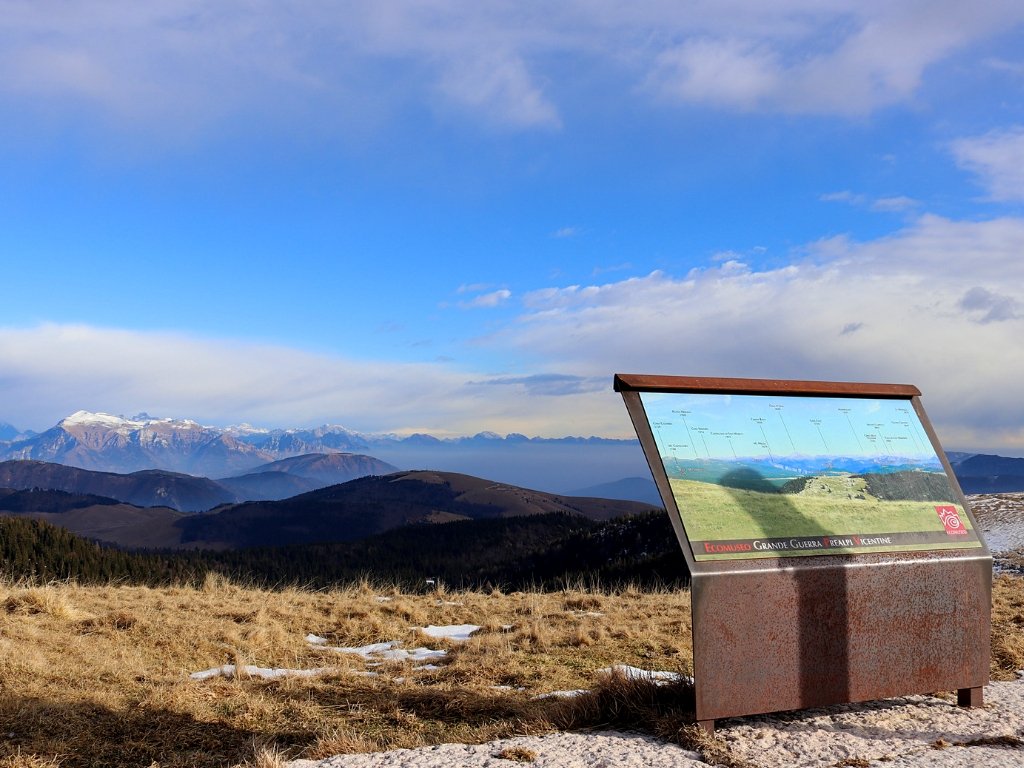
xmin=697 ymin=686 xmax=984 ymax=734
xmin=958 ymin=686 xmax=984 ymax=707
xmin=691 ymin=550 xmax=991 ymax=724
xmin=696 ymin=719 xmax=715 ymax=734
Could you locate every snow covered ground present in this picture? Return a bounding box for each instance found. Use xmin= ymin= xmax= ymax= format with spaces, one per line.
xmin=287 ymin=680 xmax=1024 ymax=767
xmin=191 ymin=623 xmax=484 ymax=682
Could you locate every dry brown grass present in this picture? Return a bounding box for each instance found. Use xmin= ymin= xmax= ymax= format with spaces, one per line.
xmin=990 ymin=573 xmax=1024 ymax=679
xmin=0 ymin=577 xmax=697 ymax=767
xmin=1 ymin=573 xmax=1023 ymax=768
xmin=494 ymin=745 xmax=537 ymax=761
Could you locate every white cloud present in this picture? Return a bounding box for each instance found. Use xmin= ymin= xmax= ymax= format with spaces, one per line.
xmin=650 ymin=38 xmax=780 ymax=110
xmin=871 ymin=196 xmax=919 ymax=212
xmin=438 ymin=51 xmax=560 ymax=129
xmin=592 ymin=262 xmax=633 ymax=276
xmin=821 ymin=191 xmax=867 ymax=205
xmin=959 ymin=286 xmax=1020 ymax=323
xmin=984 ymin=57 xmax=1024 ymax=76
xmin=0 ymin=1 xmax=563 ymax=135
xmin=950 ymin=127 xmax=1024 ymax=202
xmin=466 ymin=374 xmax=605 ymax=397
xmin=1 ymin=1 xmax=1021 ymax=138
xmin=460 ymin=289 xmax=512 ymax=308
xmin=644 ymin=2 xmax=1024 ymax=114
xmin=494 ymin=214 xmax=1024 ymax=453
xmin=0 ymin=322 xmax=627 ymax=437
xmin=457 ymin=282 xmax=493 ymax=294
xmin=822 ymin=191 xmax=919 ymax=212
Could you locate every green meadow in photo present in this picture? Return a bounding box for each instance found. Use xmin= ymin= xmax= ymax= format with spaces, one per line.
xmin=640 ymin=392 xmax=983 ymax=560
xmin=668 ymin=475 xmax=978 ymax=560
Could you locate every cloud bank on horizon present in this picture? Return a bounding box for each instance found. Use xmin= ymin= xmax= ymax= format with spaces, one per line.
xmin=1 ymin=2 xmax=1023 ymax=454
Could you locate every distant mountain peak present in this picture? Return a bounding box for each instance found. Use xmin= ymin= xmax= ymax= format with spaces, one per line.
xmin=62 ymin=410 xmax=130 ymax=427
xmin=402 ymin=433 xmax=442 ymax=445
xmin=308 ymin=424 xmax=364 ymax=438
xmin=60 ymin=410 xmax=204 ymax=431
xmin=224 ymin=423 xmax=270 ymax=436
xmin=472 ymin=431 xmax=504 ymax=440
xmin=0 ymin=421 xmax=23 ymax=441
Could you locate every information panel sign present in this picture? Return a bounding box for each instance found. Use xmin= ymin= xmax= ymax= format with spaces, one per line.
xmin=616 ymin=375 xmax=990 ymax=728
xmin=640 ymin=390 xmax=982 ymax=561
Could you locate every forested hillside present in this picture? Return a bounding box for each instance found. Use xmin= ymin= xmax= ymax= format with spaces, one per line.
xmin=0 ymin=511 xmax=688 ymax=589
xmin=0 ymin=517 xmax=192 ymax=584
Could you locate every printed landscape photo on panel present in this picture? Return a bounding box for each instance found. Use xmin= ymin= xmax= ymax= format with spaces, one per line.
xmin=639 ymin=392 xmax=984 ymax=561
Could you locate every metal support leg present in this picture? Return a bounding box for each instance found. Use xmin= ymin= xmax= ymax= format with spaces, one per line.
xmin=696 ymin=719 xmax=715 ymax=734
xmin=957 ymin=686 xmax=983 ymax=707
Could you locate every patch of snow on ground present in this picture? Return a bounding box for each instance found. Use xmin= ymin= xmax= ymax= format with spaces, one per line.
xmin=598 ymin=664 xmax=690 ymax=684
xmin=288 ymin=731 xmax=705 ymax=768
xmin=308 ymin=637 xmax=448 ymax=663
xmin=190 ymin=665 xmax=333 ymax=681
xmin=532 ymin=689 xmax=589 ymax=699
xmin=388 ymin=647 xmax=448 ymax=662
xmin=967 ymin=493 xmax=1024 ymax=553
xmin=417 ymin=624 xmax=480 ymax=641
xmin=315 ymin=640 xmax=400 ymax=657
xmin=195 ymin=626 xmax=478 ymax=688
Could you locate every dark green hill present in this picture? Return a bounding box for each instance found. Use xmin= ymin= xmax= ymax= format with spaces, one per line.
xmin=951 ymin=454 xmax=1024 ymax=493
xmin=216 ymin=470 xmax=319 ymax=501
xmin=0 ymin=460 xmax=236 ymax=512
xmin=0 ymin=487 xmax=123 ymax=512
xmin=231 ymin=452 xmax=399 ymax=484
xmin=173 ymin=510 xmax=688 ymax=590
xmin=0 ymin=487 xmax=187 ymax=549
xmin=854 ymin=470 xmax=957 ymax=503
xmin=0 ymin=510 xmax=686 ymax=590
xmin=179 ymin=470 xmax=654 ymax=549
xmin=0 ymin=517 xmax=193 ymax=584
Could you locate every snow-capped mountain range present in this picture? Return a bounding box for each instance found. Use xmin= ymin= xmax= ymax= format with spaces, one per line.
xmin=1 ymin=411 xmax=270 ymax=477
xmin=0 ymin=411 xmax=639 ymax=482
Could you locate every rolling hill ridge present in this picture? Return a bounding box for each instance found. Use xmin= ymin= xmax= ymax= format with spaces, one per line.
xmin=0 ymin=460 xmax=235 ymax=512
xmin=0 ymin=468 xmax=656 ymax=551
xmin=178 ymin=470 xmax=657 ymax=549
xmin=0 ymin=453 xmax=399 ymax=511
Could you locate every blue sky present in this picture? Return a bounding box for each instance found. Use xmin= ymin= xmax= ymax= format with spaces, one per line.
xmin=641 ymin=393 xmax=936 ymax=462
xmin=1 ymin=2 xmax=1023 ymax=454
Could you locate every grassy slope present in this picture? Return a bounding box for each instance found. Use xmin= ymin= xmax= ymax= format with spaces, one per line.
xmin=670 ymin=476 xmax=975 ymax=546
xmin=1 ymin=575 xmax=1023 ymax=768
xmin=177 ymin=472 xmax=655 ymax=550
